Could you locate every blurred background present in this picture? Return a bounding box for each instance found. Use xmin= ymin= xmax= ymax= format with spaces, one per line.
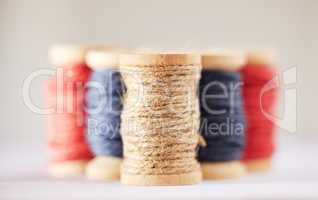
xmin=1 ymin=0 xmax=318 ymax=144
xmin=0 ymin=0 xmax=317 ymax=198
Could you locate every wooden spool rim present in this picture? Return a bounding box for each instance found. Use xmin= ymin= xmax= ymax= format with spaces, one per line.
xmin=120 ymin=53 xmax=201 ymax=67
xmin=243 ymin=158 xmax=272 ymax=172
xmin=86 ymin=50 xmax=120 ymax=70
xmin=48 ymin=160 xmax=89 ymax=178
xmin=85 ymin=156 xmax=122 ymax=181
xmin=201 ymin=161 xmax=247 ymax=180
xmin=201 ymin=51 xmax=246 ymax=71
xmin=121 ymin=170 xmax=202 ymax=186
xmin=246 ymin=50 xmax=277 ymax=66
xmin=48 ymin=44 xmax=111 ymax=67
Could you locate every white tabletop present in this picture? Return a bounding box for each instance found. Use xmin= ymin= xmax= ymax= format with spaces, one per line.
xmin=1 ymin=134 xmax=317 ymax=199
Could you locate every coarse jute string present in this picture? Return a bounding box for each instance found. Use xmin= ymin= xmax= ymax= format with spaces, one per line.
xmin=120 ymin=63 xmax=201 ymax=178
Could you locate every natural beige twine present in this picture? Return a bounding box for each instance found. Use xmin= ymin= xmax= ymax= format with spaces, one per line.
xmin=120 ymin=63 xmax=202 ymax=185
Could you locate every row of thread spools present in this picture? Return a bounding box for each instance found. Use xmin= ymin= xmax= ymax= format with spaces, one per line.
xmin=46 ymin=45 xmax=278 ymax=185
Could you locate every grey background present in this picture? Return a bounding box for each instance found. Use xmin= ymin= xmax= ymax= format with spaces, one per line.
xmin=0 ymin=0 xmax=317 ymax=145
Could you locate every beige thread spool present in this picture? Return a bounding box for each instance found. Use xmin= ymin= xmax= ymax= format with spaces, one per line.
xmin=242 ymin=50 xmax=277 ymax=172
xmin=84 ymin=50 xmax=122 ymax=181
xmin=200 ymin=51 xmax=247 ymax=179
xmin=120 ymin=53 xmax=202 ymax=186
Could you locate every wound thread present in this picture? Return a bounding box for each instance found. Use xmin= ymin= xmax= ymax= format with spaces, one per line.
xmin=46 ymin=63 xmax=93 ymax=163
xmin=86 ymin=69 xmax=124 ymax=158
xmin=199 ymin=70 xmax=245 ymax=162
xmin=241 ymin=65 xmax=278 ymax=160
xmin=120 ymin=55 xmax=202 ymax=185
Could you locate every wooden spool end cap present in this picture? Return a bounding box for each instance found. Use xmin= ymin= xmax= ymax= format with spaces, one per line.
xmin=246 ymin=50 xmax=277 ymax=66
xmin=85 ymin=156 xmax=122 ymax=181
xmin=201 ymin=51 xmax=246 ymax=71
xmin=201 ymin=161 xmax=247 ymax=180
xmin=243 ymin=158 xmax=272 ymax=172
xmin=86 ymin=49 xmax=122 ymax=71
xmin=48 ymin=160 xmax=89 ymax=178
xmin=121 ymin=170 xmax=202 ymax=186
xmin=120 ymin=53 xmax=201 ymax=67
xmin=48 ymin=44 xmax=112 ymax=67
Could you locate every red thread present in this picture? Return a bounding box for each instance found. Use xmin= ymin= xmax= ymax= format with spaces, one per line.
xmin=241 ymin=65 xmax=278 ymax=160
xmin=45 ymin=63 xmax=93 ymax=163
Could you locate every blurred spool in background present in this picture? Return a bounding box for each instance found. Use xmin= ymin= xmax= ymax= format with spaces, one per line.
xmin=44 ymin=45 xmax=280 ymax=181
xmin=199 ymin=51 xmax=247 ymax=179
xmin=46 ymin=45 xmax=94 ymax=177
xmin=85 ymin=49 xmax=123 ymax=181
xmin=241 ymin=50 xmax=278 ymax=172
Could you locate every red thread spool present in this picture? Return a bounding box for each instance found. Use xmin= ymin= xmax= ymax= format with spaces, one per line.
xmin=241 ymin=51 xmax=278 ymax=172
xmin=46 ymin=45 xmax=93 ymax=177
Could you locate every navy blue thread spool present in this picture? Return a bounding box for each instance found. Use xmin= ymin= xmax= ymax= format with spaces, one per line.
xmin=199 ymin=52 xmax=247 ymax=179
xmin=85 ymin=50 xmax=124 ymax=181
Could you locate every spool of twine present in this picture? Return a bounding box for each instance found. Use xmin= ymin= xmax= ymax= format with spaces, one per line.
xmin=119 ymin=53 xmax=202 ymax=186
xmin=241 ymin=50 xmax=278 ymax=172
xmin=46 ymin=45 xmax=94 ymax=177
xmin=85 ymin=50 xmax=123 ymax=180
xmin=199 ymin=52 xmax=247 ymax=179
